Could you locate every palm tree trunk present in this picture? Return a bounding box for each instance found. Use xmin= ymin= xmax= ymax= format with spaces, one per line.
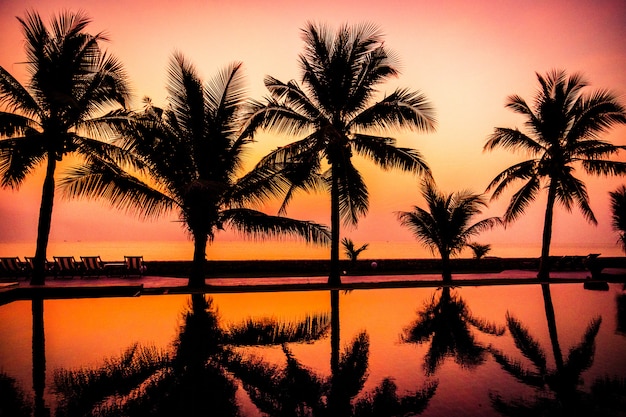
xmin=31 ymin=156 xmax=57 ymax=285
xmin=189 ymin=233 xmax=208 ymax=288
xmin=538 ymin=181 xmax=558 ymax=281
xmin=329 ymin=164 xmax=341 ymax=285
xmin=441 ymin=251 xmax=452 ymax=283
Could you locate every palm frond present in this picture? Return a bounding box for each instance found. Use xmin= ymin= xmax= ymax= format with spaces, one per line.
xmin=502 ymin=176 xmax=541 ymax=223
xmin=220 ymin=208 xmax=330 ymax=245
xmin=0 ymin=66 xmax=40 ymax=117
xmin=350 ymin=87 xmax=437 ymax=133
xmin=555 ymin=172 xmax=597 ymax=224
xmin=335 ymin=160 xmax=369 ymax=225
xmin=0 ymin=133 xmax=47 ymax=187
xmin=489 ymin=347 xmax=545 ymax=388
xmin=60 ymin=159 xmax=175 ymax=220
xmin=609 ymin=185 xmax=626 ymax=238
xmin=484 ymin=128 xmax=544 ymax=154
xmin=351 ymin=133 xmax=431 ymax=176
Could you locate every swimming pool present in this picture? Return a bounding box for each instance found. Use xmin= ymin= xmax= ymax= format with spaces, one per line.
xmin=1 ymin=282 xmax=624 ymax=416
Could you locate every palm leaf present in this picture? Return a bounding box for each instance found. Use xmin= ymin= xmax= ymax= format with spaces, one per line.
xmin=225 ymin=313 xmax=330 ymax=345
xmin=220 ymin=208 xmax=330 ymax=244
xmin=352 ymin=133 xmax=431 ymax=175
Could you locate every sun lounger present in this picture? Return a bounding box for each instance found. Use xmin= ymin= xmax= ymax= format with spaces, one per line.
xmin=24 ymin=257 xmax=54 ymax=276
xmin=124 ymin=256 xmax=146 ymax=277
xmin=53 ymin=256 xmax=82 ymax=279
xmin=80 ymin=256 xmax=105 ymax=277
xmin=0 ymin=257 xmax=27 ymax=279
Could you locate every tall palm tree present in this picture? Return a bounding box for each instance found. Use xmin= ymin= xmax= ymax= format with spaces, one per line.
xmin=0 ymin=10 xmax=131 ymax=285
xmin=245 ymin=22 xmax=436 ymax=285
xmin=609 ymin=185 xmax=626 ymax=253
xmin=396 ymin=179 xmax=502 ymax=282
xmin=484 ymin=69 xmax=626 ymax=280
xmin=61 ymin=54 xmax=329 ymax=287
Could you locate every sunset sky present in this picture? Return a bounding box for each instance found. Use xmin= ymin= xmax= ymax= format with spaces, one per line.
xmin=1 ymin=0 xmax=625 ymax=258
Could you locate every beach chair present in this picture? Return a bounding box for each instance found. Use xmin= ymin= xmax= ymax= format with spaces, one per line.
xmin=53 ymin=256 xmax=82 ymax=279
xmin=24 ymin=257 xmax=54 ymax=277
xmin=80 ymin=256 xmax=105 ymax=278
xmin=124 ymin=256 xmax=146 ymax=277
xmin=0 ymin=257 xmax=27 ymax=279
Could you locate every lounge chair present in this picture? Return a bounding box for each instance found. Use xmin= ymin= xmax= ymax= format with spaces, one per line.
xmin=53 ymin=256 xmax=82 ymax=279
xmin=80 ymin=256 xmax=105 ymax=278
xmin=124 ymin=256 xmax=146 ymax=277
xmin=0 ymin=257 xmax=27 ymax=279
xmin=24 ymin=257 xmax=54 ymax=277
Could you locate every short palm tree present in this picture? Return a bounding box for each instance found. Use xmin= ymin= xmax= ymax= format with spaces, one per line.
xmin=484 ymin=69 xmax=626 ymax=280
xmin=61 ymin=54 xmax=329 ymax=287
xmin=609 ymin=185 xmax=626 ymax=253
xmin=468 ymin=242 xmax=492 ymax=259
xmin=0 ymin=11 xmax=131 ymax=285
xmin=245 ymin=22 xmax=436 ymax=285
xmin=396 ymin=179 xmax=502 ymax=282
xmin=342 ymin=237 xmax=369 ymax=263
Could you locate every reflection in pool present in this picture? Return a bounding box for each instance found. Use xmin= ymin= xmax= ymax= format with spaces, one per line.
xmin=0 ymin=282 xmax=625 ymax=416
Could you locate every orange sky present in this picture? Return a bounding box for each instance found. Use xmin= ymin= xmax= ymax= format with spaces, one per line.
xmin=1 ymin=0 xmax=625 ymax=257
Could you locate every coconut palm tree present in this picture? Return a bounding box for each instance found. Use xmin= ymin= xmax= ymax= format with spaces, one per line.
xmin=484 ymin=69 xmax=626 ymax=280
xmin=467 ymin=242 xmax=491 ymax=259
xmin=609 ymin=185 xmax=626 ymax=253
xmin=245 ymin=22 xmax=436 ymax=285
xmin=342 ymin=237 xmax=369 ymax=264
xmin=396 ymin=179 xmax=502 ymax=282
xmin=60 ymin=54 xmax=329 ymax=287
xmin=0 ymin=10 xmax=131 ymax=285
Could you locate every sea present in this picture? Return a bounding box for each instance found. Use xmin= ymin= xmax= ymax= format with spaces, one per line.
xmin=0 ymin=240 xmax=622 ymax=262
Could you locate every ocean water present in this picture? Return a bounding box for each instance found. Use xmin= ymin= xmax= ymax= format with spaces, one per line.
xmin=0 ymin=240 xmax=621 ymax=262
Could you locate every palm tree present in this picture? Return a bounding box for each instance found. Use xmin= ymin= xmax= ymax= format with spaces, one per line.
xmin=396 ymin=179 xmax=502 ymax=282
xmin=609 ymin=185 xmax=626 ymax=253
xmin=402 ymin=287 xmax=505 ymax=375
xmin=61 ymin=54 xmax=329 ymax=287
xmin=484 ymin=69 xmax=626 ymax=280
xmin=245 ymin=22 xmax=436 ymax=285
xmin=467 ymin=242 xmax=491 ymax=259
xmin=342 ymin=237 xmax=369 ymax=264
xmin=0 ymin=11 xmax=131 ymax=285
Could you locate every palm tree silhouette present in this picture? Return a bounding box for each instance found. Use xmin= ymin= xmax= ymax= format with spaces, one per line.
xmin=396 ymin=179 xmax=502 ymax=281
xmin=609 ymin=185 xmax=626 ymax=254
xmin=61 ymin=54 xmax=329 ymax=287
xmin=53 ymin=294 xmax=330 ymax=416
xmin=402 ymin=287 xmax=505 ymax=375
xmin=0 ymin=11 xmax=131 ymax=285
xmin=484 ymin=69 xmax=626 ymax=281
xmin=245 ymin=22 xmax=436 ymax=284
xmin=468 ymin=242 xmax=492 ymax=259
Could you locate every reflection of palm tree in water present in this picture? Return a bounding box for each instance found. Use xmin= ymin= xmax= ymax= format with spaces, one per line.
xmin=229 ymin=290 xmax=438 ymax=416
xmin=489 ymin=284 xmax=622 ymax=416
xmin=402 ymin=286 xmax=505 ymax=375
xmin=53 ymin=294 xmax=330 ymax=416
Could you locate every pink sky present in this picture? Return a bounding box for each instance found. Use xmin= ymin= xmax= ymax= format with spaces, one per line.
xmin=1 ymin=0 xmax=625 ymax=257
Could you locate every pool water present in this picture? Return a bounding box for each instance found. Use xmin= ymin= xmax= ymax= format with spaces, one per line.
xmin=1 ymin=282 xmax=625 ymax=416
